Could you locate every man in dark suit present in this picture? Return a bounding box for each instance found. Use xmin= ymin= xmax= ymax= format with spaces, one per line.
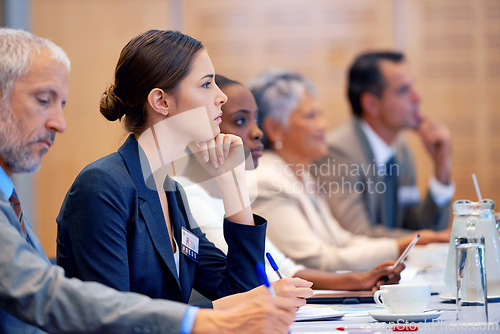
xmin=0 ymin=27 xmax=295 ymax=334
xmin=315 ymin=51 xmax=453 ymax=238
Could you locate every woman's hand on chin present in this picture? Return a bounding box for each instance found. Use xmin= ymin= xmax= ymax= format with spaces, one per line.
xmin=189 ymin=134 xmax=253 ymax=222
xmin=188 ymin=134 xmax=246 ymax=177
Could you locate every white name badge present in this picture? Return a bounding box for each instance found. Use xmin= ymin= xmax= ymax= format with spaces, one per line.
xmin=181 ymin=227 xmax=199 ymax=263
xmin=398 ymin=186 xmax=420 ymax=206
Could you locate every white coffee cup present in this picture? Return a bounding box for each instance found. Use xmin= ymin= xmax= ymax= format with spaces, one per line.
xmin=373 ymin=283 xmax=431 ymax=314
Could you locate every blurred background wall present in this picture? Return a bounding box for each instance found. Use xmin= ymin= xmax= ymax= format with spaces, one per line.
xmin=2 ymin=0 xmax=499 ymax=257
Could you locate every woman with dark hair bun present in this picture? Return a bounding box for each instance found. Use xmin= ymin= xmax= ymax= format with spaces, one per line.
xmin=56 ymin=30 xmax=309 ymax=321
xmin=99 ymin=30 xmax=205 ymax=132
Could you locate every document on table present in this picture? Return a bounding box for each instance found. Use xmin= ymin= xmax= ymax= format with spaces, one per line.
xmin=307 ymin=289 xmax=375 ymax=304
xmin=295 ymin=305 xmax=345 ymax=321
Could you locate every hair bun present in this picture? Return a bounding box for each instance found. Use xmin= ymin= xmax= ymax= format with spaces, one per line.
xmin=100 ymin=86 xmax=127 ymax=121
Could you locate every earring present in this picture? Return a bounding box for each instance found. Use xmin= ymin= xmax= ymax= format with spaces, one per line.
xmin=274 ymin=140 xmax=283 ymax=150
xmin=163 ymin=109 xmax=168 ymax=116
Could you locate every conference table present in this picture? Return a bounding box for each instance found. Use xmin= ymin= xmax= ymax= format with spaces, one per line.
xmin=290 ymin=244 xmax=500 ymax=333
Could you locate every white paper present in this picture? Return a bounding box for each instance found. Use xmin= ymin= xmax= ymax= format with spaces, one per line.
xmin=295 ymin=305 xmax=344 ymax=322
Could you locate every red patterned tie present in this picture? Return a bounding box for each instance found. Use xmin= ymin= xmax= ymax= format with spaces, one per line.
xmin=9 ymin=189 xmax=26 ymax=236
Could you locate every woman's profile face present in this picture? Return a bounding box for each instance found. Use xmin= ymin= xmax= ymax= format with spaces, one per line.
xmin=219 ymin=84 xmax=264 ymax=168
xmin=168 ymin=50 xmax=228 ymax=141
xmin=280 ymin=92 xmax=328 ymax=162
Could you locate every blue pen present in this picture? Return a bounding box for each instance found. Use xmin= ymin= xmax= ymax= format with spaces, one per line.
xmin=257 ymin=262 xmax=292 ymax=334
xmin=256 ymin=262 xmax=276 ymax=297
xmin=266 ymin=252 xmax=283 ymax=279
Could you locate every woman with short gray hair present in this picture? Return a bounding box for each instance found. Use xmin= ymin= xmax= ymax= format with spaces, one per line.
xmin=249 ymin=69 xmax=440 ymax=272
xmin=249 ymin=69 xmax=316 ymax=149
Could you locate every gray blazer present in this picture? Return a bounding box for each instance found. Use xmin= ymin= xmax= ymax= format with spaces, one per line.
xmin=313 ymin=118 xmax=450 ymax=237
xmin=0 ymin=191 xmax=189 ymax=334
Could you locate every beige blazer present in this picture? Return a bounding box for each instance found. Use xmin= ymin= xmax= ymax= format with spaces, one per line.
xmin=252 ymin=151 xmax=399 ymax=272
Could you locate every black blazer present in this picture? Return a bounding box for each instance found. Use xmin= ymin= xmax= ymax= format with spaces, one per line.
xmin=57 ymin=134 xmax=266 ymax=303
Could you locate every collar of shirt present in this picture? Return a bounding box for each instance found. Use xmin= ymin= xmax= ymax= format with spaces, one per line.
xmin=359 ymin=119 xmax=397 ymax=166
xmin=0 ymin=165 xmax=14 ymax=200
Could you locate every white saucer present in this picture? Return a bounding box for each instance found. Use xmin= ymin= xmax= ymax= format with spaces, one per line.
xmin=439 ymin=294 xmax=500 ymax=302
xmin=369 ymin=309 xmax=443 ymax=322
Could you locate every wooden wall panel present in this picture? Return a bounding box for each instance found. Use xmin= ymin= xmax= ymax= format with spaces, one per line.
xmin=183 ymin=0 xmax=395 ymax=129
xmin=402 ymin=0 xmax=500 ymax=206
xmin=31 ymin=0 xmax=170 ymax=257
xmin=185 ymin=0 xmax=500 ymax=214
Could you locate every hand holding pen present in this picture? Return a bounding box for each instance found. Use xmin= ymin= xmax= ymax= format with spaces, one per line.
xmin=261 ymin=253 xmax=314 ymax=309
xmin=389 ymin=234 xmax=419 ymax=276
xmin=381 ymin=234 xmax=420 ymax=284
xmin=369 ymin=260 xmax=405 ymax=291
xmin=257 ymin=262 xmax=277 ymax=296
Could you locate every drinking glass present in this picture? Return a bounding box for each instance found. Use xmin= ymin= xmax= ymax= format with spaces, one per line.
xmin=455 ymin=236 xmax=488 ymax=323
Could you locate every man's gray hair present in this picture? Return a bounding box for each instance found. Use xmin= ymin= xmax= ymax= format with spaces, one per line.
xmin=0 ymin=28 xmax=70 ymax=106
xmin=247 ymin=68 xmax=317 ymax=129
